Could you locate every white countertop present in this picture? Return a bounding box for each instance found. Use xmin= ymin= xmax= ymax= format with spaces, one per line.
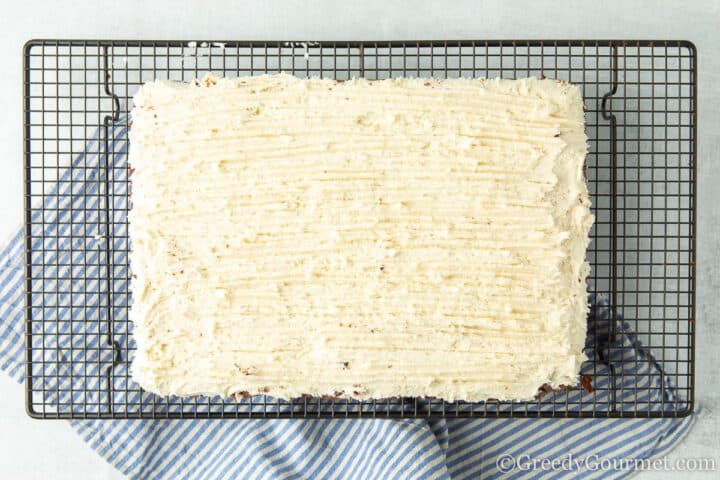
xmin=0 ymin=0 xmax=718 ymax=478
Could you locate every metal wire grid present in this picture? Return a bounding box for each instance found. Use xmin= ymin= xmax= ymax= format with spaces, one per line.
xmin=23 ymin=40 xmax=696 ymax=419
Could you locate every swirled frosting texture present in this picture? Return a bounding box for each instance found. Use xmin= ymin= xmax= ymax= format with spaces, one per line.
xmin=129 ymin=74 xmax=593 ymax=401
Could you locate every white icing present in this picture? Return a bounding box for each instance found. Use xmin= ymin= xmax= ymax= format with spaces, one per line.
xmin=129 ymin=74 xmax=593 ymax=401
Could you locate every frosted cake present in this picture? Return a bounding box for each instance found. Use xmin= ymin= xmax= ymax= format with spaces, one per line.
xmin=128 ymin=74 xmax=593 ymax=401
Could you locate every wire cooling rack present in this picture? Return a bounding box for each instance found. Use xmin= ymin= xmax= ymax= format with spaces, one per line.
xmin=23 ymin=40 xmax=696 ymax=419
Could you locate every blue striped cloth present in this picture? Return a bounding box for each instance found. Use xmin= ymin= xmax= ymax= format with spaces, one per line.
xmin=0 ymin=123 xmax=696 ymax=479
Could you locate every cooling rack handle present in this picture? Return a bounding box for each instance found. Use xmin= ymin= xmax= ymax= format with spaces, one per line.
xmin=100 ymin=45 xmax=122 ymax=412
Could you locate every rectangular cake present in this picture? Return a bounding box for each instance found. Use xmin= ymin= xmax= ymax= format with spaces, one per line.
xmin=128 ymin=74 xmax=593 ymax=401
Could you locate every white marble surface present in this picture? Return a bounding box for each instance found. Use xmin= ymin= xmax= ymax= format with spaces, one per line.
xmin=0 ymin=0 xmax=718 ymax=478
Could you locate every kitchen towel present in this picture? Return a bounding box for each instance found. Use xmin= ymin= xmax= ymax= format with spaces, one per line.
xmin=0 ymin=123 xmax=696 ymax=479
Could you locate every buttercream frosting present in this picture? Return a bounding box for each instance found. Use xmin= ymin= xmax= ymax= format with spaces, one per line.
xmin=128 ymin=74 xmax=593 ymax=401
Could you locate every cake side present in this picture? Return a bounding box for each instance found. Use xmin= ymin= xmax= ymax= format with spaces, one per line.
xmin=128 ymin=74 xmax=593 ymax=401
